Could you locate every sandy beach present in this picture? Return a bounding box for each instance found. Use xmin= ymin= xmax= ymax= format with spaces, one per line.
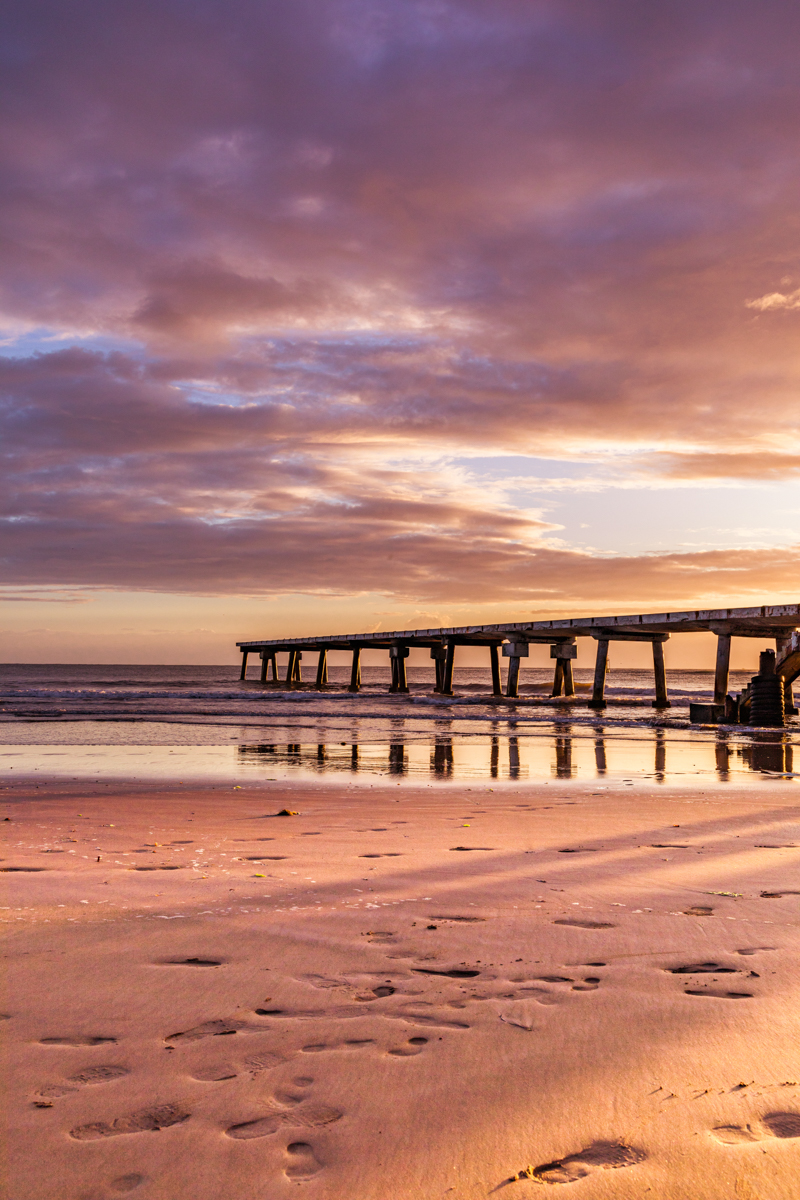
xmin=1 ymin=775 xmax=799 ymax=1199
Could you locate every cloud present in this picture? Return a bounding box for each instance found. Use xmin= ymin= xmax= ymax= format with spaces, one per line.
xmin=655 ymin=452 xmax=800 ymax=481
xmin=746 ymin=288 xmax=800 ymax=312
xmin=4 ymin=1 xmax=800 ymax=615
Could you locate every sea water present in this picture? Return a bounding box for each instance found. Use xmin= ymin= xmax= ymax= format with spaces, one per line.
xmin=0 ymin=663 xmax=797 ymax=785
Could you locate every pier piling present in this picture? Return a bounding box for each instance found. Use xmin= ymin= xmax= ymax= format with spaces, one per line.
xmin=389 ymin=645 xmax=409 ymax=693
xmin=315 ymin=649 xmax=328 ymax=688
xmin=285 ymin=650 xmax=302 ymax=684
xmin=713 ymin=633 xmax=731 ymax=705
xmin=348 ymin=647 xmax=361 ymax=692
xmin=550 ymin=642 xmax=577 ymax=698
xmin=440 ymin=642 xmax=456 ymax=696
xmin=489 ymin=644 xmax=502 ymax=696
xmin=431 ymin=645 xmax=446 ymax=692
xmin=652 ymin=641 xmax=671 ymax=708
xmin=503 ymin=641 xmax=528 ymax=698
xmin=589 ymin=639 xmax=609 ymax=709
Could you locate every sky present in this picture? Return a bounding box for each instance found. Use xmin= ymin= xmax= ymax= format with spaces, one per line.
xmin=3 ymin=0 xmax=800 ymax=664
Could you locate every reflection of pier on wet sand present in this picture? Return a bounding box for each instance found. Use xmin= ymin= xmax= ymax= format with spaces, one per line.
xmin=238 ymin=603 xmax=800 ymax=723
xmin=237 ymin=726 xmax=796 ymax=783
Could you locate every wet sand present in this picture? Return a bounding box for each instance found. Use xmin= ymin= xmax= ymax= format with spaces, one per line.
xmin=3 ymin=776 xmax=800 ymax=1199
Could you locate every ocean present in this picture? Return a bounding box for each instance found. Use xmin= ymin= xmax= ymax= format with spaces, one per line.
xmin=1 ymin=663 xmax=797 ymax=785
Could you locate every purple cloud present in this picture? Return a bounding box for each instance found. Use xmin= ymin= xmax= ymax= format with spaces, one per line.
xmin=4 ymin=1 xmax=800 ymax=610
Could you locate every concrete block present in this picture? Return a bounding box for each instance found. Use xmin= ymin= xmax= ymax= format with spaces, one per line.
xmin=689 ymin=702 xmax=725 ymax=724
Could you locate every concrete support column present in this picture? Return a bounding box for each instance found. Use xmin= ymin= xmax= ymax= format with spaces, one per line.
xmin=440 ymin=642 xmax=456 ymax=696
xmin=652 ymin=641 xmax=670 ymax=708
xmin=269 ymin=652 xmax=278 ymax=681
xmin=348 ymin=647 xmax=361 ymax=693
xmin=293 ymin=651 xmax=302 ymax=683
xmin=489 ymin=644 xmax=502 ymax=696
xmin=430 ymin=645 xmax=446 ymax=693
xmin=506 ymin=656 xmax=521 ymax=698
xmin=260 ymin=651 xmax=269 ymax=683
xmin=503 ymin=641 xmax=528 ymax=698
xmin=389 ymin=645 xmax=409 ymax=693
xmin=589 ymin=639 xmax=609 ymax=709
xmin=315 ymin=650 xmax=328 ymax=688
xmin=714 ymin=634 xmax=731 ymax=705
xmin=551 ymin=642 xmax=577 ymax=698
xmin=285 ymin=651 xmax=295 ymax=683
xmin=240 ymin=650 xmax=249 ymax=681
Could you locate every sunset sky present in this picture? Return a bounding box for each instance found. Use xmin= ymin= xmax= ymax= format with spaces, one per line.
xmin=4 ymin=0 xmax=800 ymax=663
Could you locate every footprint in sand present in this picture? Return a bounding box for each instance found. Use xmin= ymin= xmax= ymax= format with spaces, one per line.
xmin=512 ymin=1141 xmax=646 ymax=1185
xmin=387 ymin=1037 xmax=428 ymax=1057
xmin=497 ymin=1000 xmax=541 ymax=1031
xmin=166 ymin=1019 xmax=242 ymax=1042
xmin=300 ymin=1039 xmax=375 ymax=1054
xmin=677 ymin=963 xmax=754 ymax=999
xmin=225 ymin=1114 xmax=285 ymax=1139
xmin=413 ymin=967 xmax=481 ymax=978
xmin=507 ymin=973 xmax=602 ymax=1002
xmin=668 ymin=962 xmax=738 ymax=975
xmin=109 ymin=1175 xmax=145 ymax=1194
xmin=32 ymin=1064 xmax=129 ymax=1106
xmin=39 ymin=1035 xmax=117 ymax=1046
xmin=683 ymin=989 xmax=753 ymax=999
xmin=190 ymin=1063 xmax=238 ymax=1081
xmin=428 ymin=915 xmax=486 ymax=924
xmin=70 ymin=1103 xmax=190 ymax=1140
xmin=394 ymin=1009 xmax=470 ymax=1029
xmin=157 ymin=957 xmax=223 ymax=967
xmin=712 ymin=1112 xmax=800 ymax=1144
xmin=552 ymin=919 xmax=616 ymax=930
xmin=225 ymin=1100 xmax=343 ymax=1140
xmin=284 ymin=1141 xmax=323 ymax=1179
xmin=572 ymin=977 xmax=601 ymax=992
xmin=190 ymin=1049 xmax=288 ymax=1082
xmin=132 ymin=865 xmax=183 ymax=871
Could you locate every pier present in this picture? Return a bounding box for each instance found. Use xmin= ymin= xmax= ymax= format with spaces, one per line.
xmin=236 ymin=603 xmax=800 ymax=723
